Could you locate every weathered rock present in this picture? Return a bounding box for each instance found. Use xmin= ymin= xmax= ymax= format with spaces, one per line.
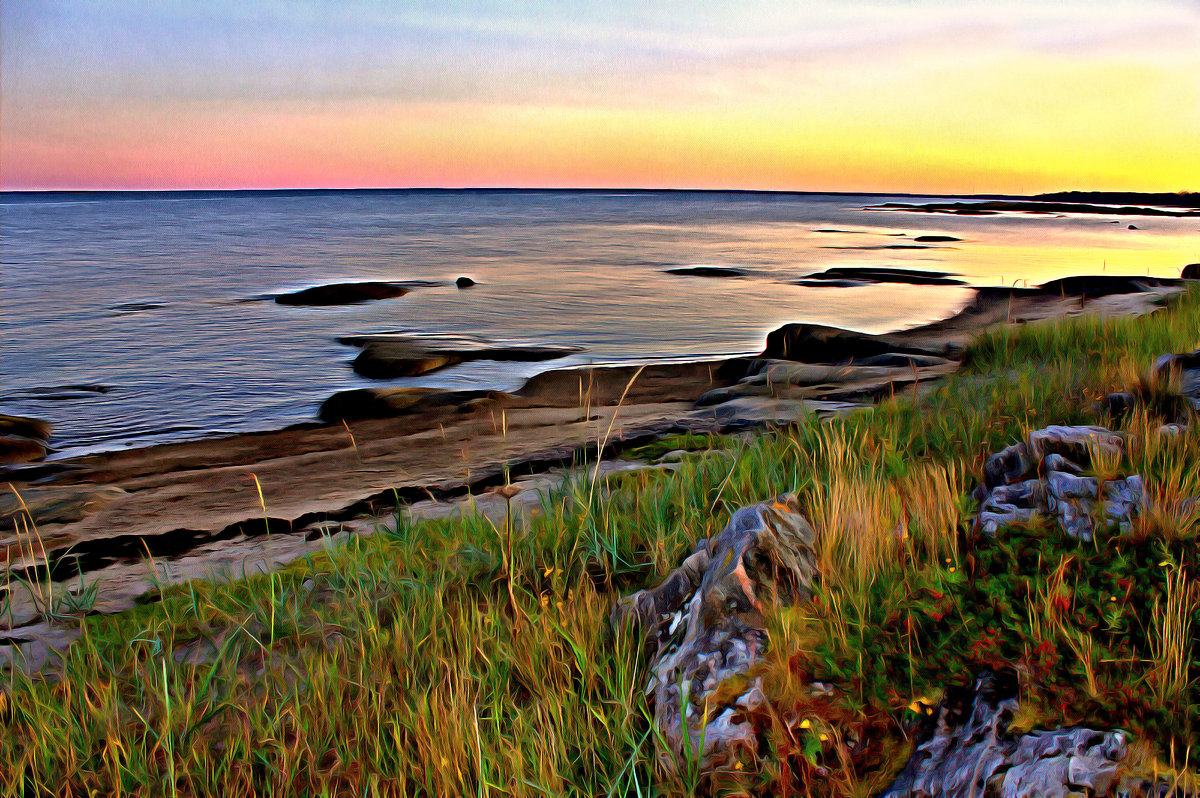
xmin=973 ymin=426 xmax=1144 ymax=540
xmin=339 ymin=333 xmax=584 ymax=379
xmin=882 ymin=670 xmax=1127 ymax=798
xmin=0 ymin=414 xmax=52 ymax=441
xmin=0 ymin=436 xmax=48 ymax=466
xmin=274 ymin=281 xmax=412 ymax=305
xmin=0 ymin=414 xmax=51 ymax=465
xmin=762 ymin=324 xmax=939 ymax=364
xmin=1027 ymin=425 xmax=1123 ymax=465
xmin=1153 ymin=349 xmax=1200 ymax=401
xmin=612 ymin=495 xmax=818 ymax=770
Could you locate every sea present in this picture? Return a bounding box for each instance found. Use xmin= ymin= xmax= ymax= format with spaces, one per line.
xmin=3 ymin=189 xmax=1198 ymax=458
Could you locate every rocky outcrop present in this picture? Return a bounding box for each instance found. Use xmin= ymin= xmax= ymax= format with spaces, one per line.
xmin=612 ymin=495 xmax=818 ymax=770
xmin=1184 ymin=263 xmax=1200 ymax=280
xmin=882 ymin=670 xmax=1128 ymax=798
xmin=339 ymin=333 xmax=583 ymax=378
xmin=798 ymin=267 xmax=966 ymax=287
xmin=274 ymin=281 xmax=412 ymax=305
xmin=972 ymin=426 xmax=1144 ymax=540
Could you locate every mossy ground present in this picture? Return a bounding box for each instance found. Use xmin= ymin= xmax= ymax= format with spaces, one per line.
xmin=4 ymin=290 xmax=1200 ymax=796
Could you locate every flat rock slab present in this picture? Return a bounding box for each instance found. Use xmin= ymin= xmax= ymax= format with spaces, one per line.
xmin=797 ymin=267 xmax=966 ymax=286
xmin=339 ymin=332 xmax=584 ymax=378
xmin=663 ymin=266 xmax=748 ymax=278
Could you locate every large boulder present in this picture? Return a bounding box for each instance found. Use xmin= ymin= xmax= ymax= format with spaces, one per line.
xmin=612 ymin=495 xmax=818 ymax=770
xmin=882 ymin=670 xmax=1128 ymax=798
xmin=1182 ymin=263 xmax=1200 ymax=280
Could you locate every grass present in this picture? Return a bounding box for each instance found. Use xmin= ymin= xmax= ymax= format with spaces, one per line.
xmin=2 ymin=288 xmax=1200 ymax=796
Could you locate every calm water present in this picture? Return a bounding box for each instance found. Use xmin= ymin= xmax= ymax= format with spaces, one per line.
xmin=3 ymin=190 xmax=1198 ymax=457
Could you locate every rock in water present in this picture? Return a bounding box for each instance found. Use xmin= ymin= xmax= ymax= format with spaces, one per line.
xmin=612 ymin=494 xmax=817 ymax=771
xmin=274 ymin=281 xmax=411 ymax=306
xmin=455 ymin=276 xmax=476 ymax=288
xmin=338 ymin=333 xmax=584 ymax=378
xmin=882 ymin=670 xmax=1127 ymax=798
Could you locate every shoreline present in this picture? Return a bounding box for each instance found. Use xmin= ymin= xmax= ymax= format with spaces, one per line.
xmin=0 ymin=274 xmax=1188 ymax=667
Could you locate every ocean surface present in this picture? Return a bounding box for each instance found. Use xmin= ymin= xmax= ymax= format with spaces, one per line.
xmin=3 ymin=189 xmax=1198 ymax=458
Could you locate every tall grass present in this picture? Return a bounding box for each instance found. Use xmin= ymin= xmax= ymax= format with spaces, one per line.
xmin=1 ymin=287 xmax=1199 ymax=795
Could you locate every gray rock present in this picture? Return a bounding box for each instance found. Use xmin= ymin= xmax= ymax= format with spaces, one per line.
xmin=1028 ymin=425 xmax=1123 ymax=465
xmin=972 ymin=426 xmax=1150 ymax=539
xmin=612 ymin=495 xmax=817 ymax=771
xmin=882 ymin=670 xmax=1127 ymax=798
xmin=983 ymin=443 xmax=1034 ymax=488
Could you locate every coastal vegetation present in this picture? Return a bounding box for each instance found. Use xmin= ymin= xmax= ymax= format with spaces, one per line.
xmin=3 ymin=288 xmax=1200 ymax=796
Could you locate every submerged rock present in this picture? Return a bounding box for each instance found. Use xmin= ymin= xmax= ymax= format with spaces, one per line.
xmin=882 ymin=670 xmax=1128 ymax=798
xmin=612 ymin=494 xmax=817 ymax=771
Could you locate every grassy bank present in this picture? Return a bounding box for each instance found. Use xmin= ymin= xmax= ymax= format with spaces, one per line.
xmin=4 ymin=289 xmax=1200 ymax=796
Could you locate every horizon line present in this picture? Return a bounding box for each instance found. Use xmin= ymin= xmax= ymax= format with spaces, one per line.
xmin=4 ymin=186 xmax=1194 ymax=199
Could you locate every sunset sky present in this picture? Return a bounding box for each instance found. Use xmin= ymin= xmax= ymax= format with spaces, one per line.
xmin=3 ymin=0 xmax=1198 ymax=193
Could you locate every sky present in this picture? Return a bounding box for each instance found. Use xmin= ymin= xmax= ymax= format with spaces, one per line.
xmin=2 ymin=0 xmax=1199 ymax=193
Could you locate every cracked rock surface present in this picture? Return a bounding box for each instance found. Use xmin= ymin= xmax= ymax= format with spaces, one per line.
xmin=612 ymin=494 xmax=817 ymax=770
xmin=972 ymin=425 xmax=1144 ymax=540
xmin=882 ymin=670 xmax=1128 ymax=798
